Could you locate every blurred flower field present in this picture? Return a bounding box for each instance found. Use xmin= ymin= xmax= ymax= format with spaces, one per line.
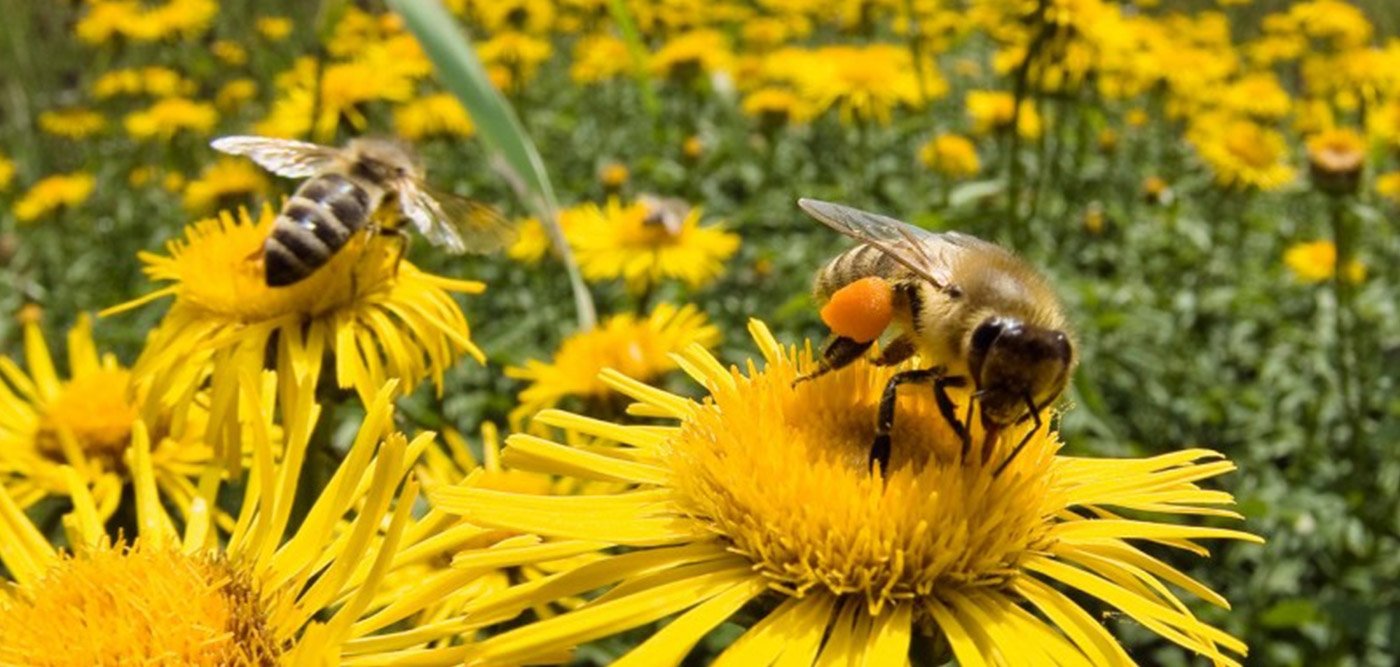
xmin=0 ymin=0 xmax=1398 ymax=665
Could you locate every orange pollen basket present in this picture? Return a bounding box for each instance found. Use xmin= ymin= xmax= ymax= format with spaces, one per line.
xmin=820 ymin=276 xmax=893 ymax=343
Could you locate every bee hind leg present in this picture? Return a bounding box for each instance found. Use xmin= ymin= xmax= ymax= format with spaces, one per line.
xmin=793 ymin=336 xmax=872 ymax=387
xmin=872 ymin=335 xmax=917 ymax=367
xmin=375 ymin=224 xmax=412 ymax=278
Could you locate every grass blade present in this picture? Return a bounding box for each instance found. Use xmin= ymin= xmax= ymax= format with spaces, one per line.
xmin=388 ymin=0 xmax=596 ymax=329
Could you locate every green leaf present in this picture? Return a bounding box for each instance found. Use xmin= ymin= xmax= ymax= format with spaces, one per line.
xmin=387 ymin=0 xmax=596 ymax=328
xmin=1260 ymin=599 xmax=1319 ymax=629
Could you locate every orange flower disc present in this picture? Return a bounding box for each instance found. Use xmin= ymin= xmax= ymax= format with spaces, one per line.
xmin=820 ymin=276 xmax=893 ymax=343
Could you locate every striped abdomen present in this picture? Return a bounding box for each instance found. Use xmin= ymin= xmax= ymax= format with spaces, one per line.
xmin=813 ymin=244 xmax=906 ymax=301
xmin=264 ymin=173 xmax=377 ymax=287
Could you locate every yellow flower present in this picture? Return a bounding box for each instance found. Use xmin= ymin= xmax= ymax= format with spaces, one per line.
xmin=566 ymin=197 xmax=740 ymax=293
xmin=0 ymin=383 xmax=471 ymax=665
xmin=599 ymin=162 xmax=630 ymax=191
xmin=436 ymin=321 xmax=1260 ymax=666
xmin=506 ymin=303 xmax=720 ymax=421
xmin=1284 ymin=240 xmax=1365 ymax=284
xmin=919 ymin=133 xmax=981 ymax=179
xmin=478 ymin=32 xmax=555 ymax=88
xmin=0 ymin=313 xmax=225 ymax=525
xmin=101 ymin=206 xmax=485 ymax=461
xmin=797 ymin=44 xmax=935 ymax=126
xmin=37 ymin=108 xmax=107 ymax=139
xmin=571 ymin=33 xmax=632 ymax=84
xmin=0 ymin=154 xmax=16 ymax=191
xmin=967 ymin=90 xmax=1042 ymax=139
xmin=474 ymin=0 xmax=556 ymax=34
xmin=181 ymin=158 xmax=269 ymax=213
xmin=214 ymin=78 xmax=257 ymax=111
xmin=75 ymin=0 xmax=218 ymax=44
xmin=741 ymin=87 xmax=810 ymax=126
xmin=394 ymin=93 xmax=476 ymax=141
xmin=210 ymin=40 xmax=247 ymax=66
xmin=14 ymin=172 xmax=95 ymax=222
xmin=507 ymin=216 xmax=554 ymax=265
xmin=1306 ymin=127 xmax=1366 ymax=195
xmin=1222 ymin=72 xmax=1292 ymax=120
xmin=124 ymin=98 xmax=218 ymax=140
xmin=1193 ymin=119 xmax=1295 ymax=191
xmin=255 ymin=15 xmax=293 ymax=41
xmin=91 ymin=66 xmax=195 ymax=99
xmin=257 ymin=53 xmax=419 ymax=140
xmin=1375 ymin=170 xmax=1400 ymax=203
xmin=651 ymin=30 xmax=732 ymax=83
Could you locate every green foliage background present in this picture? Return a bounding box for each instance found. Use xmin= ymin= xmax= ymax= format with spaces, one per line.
xmin=1 ymin=1 xmax=1398 ymax=664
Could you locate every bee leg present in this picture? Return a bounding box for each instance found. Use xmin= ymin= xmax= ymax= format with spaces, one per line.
xmin=376 ymin=225 xmax=412 ymax=279
xmin=872 ymin=335 xmax=917 ymax=367
xmin=931 ymin=375 xmax=972 ymax=457
xmin=794 ymin=336 xmax=872 ymax=387
xmin=871 ymin=367 xmax=942 ymax=472
xmin=993 ymin=393 xmax=1042 ymax=478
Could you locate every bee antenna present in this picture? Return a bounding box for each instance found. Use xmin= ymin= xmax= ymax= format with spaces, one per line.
xmin=993 ymin=393 xmax=1042 ymax=478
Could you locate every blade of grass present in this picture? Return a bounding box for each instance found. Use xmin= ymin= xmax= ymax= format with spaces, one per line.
xmin=388 ymin=0 xmax=596 ymax=329
xmin=605 ymin=0 xmax=658 ymax=119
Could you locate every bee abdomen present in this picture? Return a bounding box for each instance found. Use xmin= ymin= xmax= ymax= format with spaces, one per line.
xmin=814 ymin=245 xmax=900 ymax=300
xmin=264 ymin=174 xmax=372 ymax=287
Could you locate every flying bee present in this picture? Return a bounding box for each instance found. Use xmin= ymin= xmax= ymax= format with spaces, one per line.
xmin=210 ymin=135 xmax=515 ymax=287
xmin=795 ymin=199 xmax=1076 ymax=476
xmin=637 ymin=194 xmax=691 ymax=236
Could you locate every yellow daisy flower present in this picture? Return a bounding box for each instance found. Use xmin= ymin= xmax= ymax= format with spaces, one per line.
xmin=255 ymin=15 xmax=293 ymax=41
xmin=650 ymin=29 xmax=732 ymax=84
xmin=741 ymin=87 xmax=810 ymax=127
xmin=478 ymin=31 xmax=555 ymax=89
xmin=14 ymin=172 xmax=95 ymax=223
xmin=506 ymin=303 xmax=719 ymax=422
xmin=0 ymin=311 xmax=226 ymax=524
xmin=920 ymin=133 xmax=982 ymax=179
xmin=124 ymin=97 xmax=219 ymax=141
xmin=210 ymin=39 xmax=247 ymax=67
xmin=1222 ymin=72 xmax=1292 ymax=120
xmin=91 ymin=66 xmax=195 ymax=99
xmin=567 ymin=197 xmax=740 ymax=293
xmin=507 ymin=216 xmax=553 ymax=265
xmin=1193 ymin=119 xmax=1295 ymax=191
xmin=181 ymin=158 xmax=269 ymax=213
xmin=437 ymin=321 xmax=1261 ymax=666
xmin=967 ymin=90 xmax=1042 ymax=139
xmin=102 ymin=205 xmax=485 ymax=462
xmin=797 ymin=44 xmax=936 ymax=126
xmin=1284 ymin=240 xmax=1365 ymax=284
xmin=257 ymin=56 xmax=416 ymax=141
xmin=0 ymin=383 xmax=471 ymax=665
xmin=599 ymin=162 xmax=630 ymax=192
xmin=474 ymin=0 xmax=556 ymax=34
xmin=1374 ymin=170 xmax=1400 ymax=203
xmin=37 ymin=108 xmax=107 ymax=139
xmin=1305 ymin=127 xmax=1365 ymax=195
xmin=214 ymin=77 xmax=258 ymax=111
xmin=571 ymin=33 xmax=632 ymax=84
xmin=75 ymin=0 xmax=218 ymax=44
xmin=0 ymin=154 xmax=15 ymax=191
xmin=394 ymin=93 xmax=477 ymax=141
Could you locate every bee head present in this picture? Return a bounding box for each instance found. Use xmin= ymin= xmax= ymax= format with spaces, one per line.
xmin=967 ymin=316 xmax=1074 ymax=428
xmin=347 ymin=138 xmax=420 ymax=182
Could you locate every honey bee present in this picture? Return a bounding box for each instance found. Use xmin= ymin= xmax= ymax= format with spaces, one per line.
xmin=210 ymin=135 xmax=515 ymax=287
xmin=638 ymin=194 xmax=691 ymax=236
xmin=795 ymin=199 xmax=1076 ymax=475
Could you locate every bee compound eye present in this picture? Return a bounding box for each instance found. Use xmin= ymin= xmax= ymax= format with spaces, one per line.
xmin=969 ymin=318 xmax=1005 ymax=354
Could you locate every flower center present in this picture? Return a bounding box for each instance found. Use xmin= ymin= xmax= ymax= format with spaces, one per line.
xmin=35 ymin=369 xmax=139 ymax=467
xmin=667 ymin=349 xmax=1065 ymax=612
xmin=150 ymin=207 xmax=402 ymax=324
xmin=1225 ymin=129 xmax=1279 ymax=169
xmin=0 ymin=544 xmax=279 ymax=665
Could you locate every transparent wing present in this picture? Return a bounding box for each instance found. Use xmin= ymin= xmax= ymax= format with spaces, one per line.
xmin=399 ymin=180 xmax=517 ymax=255
xmin=210 ymin=135 xmax=341 ymax=179
xmin=797 ymin=198 xmax=972 ymax=289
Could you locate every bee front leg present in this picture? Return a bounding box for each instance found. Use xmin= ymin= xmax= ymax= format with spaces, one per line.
xmin=793 ymin=336 xmax=872 ymax=387
xmin=872 ymin=367 xmax=943 ymax=472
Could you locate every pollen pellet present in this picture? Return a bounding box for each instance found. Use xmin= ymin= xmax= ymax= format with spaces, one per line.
xmin=820 ymin=276 xmax=893 ymax=343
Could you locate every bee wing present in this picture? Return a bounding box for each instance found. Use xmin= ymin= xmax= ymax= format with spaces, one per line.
xmin=798 ymin=198 xmax=964 ymax=290
xmin=398 ymin=179 xmax=517 ymax=255
xmin=210 ymin=135 xmax=342 ymax=179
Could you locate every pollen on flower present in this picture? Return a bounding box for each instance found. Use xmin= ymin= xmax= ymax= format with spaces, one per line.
xmin=667 ymin=332 xmax=1062 ymax=613
xmin=0 ymin=543 xmax=278 ymax=666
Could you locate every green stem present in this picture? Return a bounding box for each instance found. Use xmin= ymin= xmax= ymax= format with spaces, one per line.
xmin=1329 ymin=198 xmax=1358 ymax=452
